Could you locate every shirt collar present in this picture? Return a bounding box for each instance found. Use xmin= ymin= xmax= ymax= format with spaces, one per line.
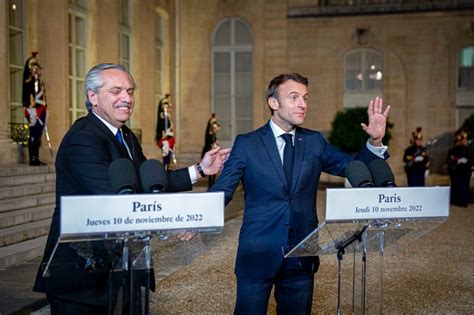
xmin=269 ymin=119 xmax=295 ymax=138
xmin=93 ymin=112 xmax=120 ymax=135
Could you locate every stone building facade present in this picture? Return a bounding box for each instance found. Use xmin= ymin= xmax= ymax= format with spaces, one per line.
xmin=1 ymin=0 xmax=473 ymax=176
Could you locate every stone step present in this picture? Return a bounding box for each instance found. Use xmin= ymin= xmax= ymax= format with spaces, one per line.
xmin=0 ymin=205 xmax=53 ymax=229
xmin=0 ymin=172 xmax=55 ymax=188
xmin=0 ymin=235 xmax=47 ymax=270
xmin=0 ymin=164 xmax=54 ymax=178
xmin=0 ymin=192 xmax=55 ymax=214
xmin=0 ymin=218 xmax=51 ymax=247
xmin=0 ymin=181 xmax=55 ymax=200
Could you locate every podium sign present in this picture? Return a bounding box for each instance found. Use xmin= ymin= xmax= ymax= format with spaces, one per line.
xmin=325 ymin=186 xmax=450 ymax=222
xmin=60 ymin=192 xmax=224 ymax=239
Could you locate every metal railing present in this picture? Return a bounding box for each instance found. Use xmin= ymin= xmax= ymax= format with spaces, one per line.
xmin=9 ymin=122 xmax=29 ymax=145
xmin=288 ymin=0 xmax=474 ymax=18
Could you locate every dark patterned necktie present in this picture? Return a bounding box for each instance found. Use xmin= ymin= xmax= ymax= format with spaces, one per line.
xmin=281 ymin=133 xmax=294 ymax=188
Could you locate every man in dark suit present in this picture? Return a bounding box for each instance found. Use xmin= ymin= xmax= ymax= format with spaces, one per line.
xmin=33 ymin=63 xmax=229 ymax=314
xmin=210 ymin=73 xmax=391 ymax=314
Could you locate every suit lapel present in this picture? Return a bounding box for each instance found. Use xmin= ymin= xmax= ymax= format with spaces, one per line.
xmin=87 ymin=112 xmax=131 ymax=160
xmin=292 ymin=128 xmax=306 ymax=191
xmin=261 ymin=122 xmax=288 ymax=191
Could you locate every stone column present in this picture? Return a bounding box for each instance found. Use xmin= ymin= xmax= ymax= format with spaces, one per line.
xmin=0 ymin=2 xmax=22 ymax=164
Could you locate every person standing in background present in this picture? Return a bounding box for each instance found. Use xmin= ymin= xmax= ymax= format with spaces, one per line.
xmin=447 ymin=129 xmax=473 ymax=207
xmin=22 ymin=51 xmax=47 ymax=166
xmin=155 ymin=93 xmax=176 ymax=169
xmin=201 ymin=113 xmax=221 ymax=187
xmin=403 ymin=127 xmax=430 ymax=186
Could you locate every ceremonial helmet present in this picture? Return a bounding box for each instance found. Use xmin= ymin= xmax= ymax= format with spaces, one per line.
xmin=454 ymin=129 xmax=468 ymax=143
xmin=410 ymin=127 xmax=423 ymax=144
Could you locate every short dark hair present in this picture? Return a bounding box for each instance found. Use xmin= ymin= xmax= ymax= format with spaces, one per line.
xmin=265 ymin=73 xmax=308 ymax=114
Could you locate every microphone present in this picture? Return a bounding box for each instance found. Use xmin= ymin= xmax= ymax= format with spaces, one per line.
xmin=140 ymin=159 xmax=168 ymax=193
xmin=108 ymin=158 xmax=139 ymax=194
xmin=345 ymin=160 xmax=374 ymax=188
xmin=368 ymin=158 xmax=397 ymax=187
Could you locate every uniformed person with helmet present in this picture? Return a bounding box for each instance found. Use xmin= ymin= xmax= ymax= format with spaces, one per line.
xmin=447 ymin=129 xmax=472 ymax=207
xmin=22 ymin=51 xmax=47 ymax=166
xmin=403 ymin=127 xmax=430 ymax=186
xmin=201 ymin=113 xmax=221 ymax=187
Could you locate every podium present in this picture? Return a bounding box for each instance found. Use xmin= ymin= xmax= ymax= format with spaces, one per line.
xmin=285 ymin=186 xmax=450 ymax=314
xmin=40 ymin=192 xmax=224 ymax=314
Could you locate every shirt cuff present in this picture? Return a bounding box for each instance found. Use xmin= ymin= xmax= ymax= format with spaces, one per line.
xmin=366 ymin=139 xmax=388 ymax=158
xmin=188 ymin=166 xmax=198 ymax=184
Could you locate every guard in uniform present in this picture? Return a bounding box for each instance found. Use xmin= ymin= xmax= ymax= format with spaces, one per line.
xmin=447 ymin=129 xmax=472 ymax=207
xmin=22 ymin=52 xmax=47 ymax=166
xmin=201 ymin=113 xmax=221 ymax=187
xmin=403 ymin=127 xmax=430 ymax=186
xmin=155 ymin=93 xmax=176 ymax=170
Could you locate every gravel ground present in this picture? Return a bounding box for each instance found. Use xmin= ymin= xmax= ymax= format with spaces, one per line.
xmin=149 ymin=190 xmax=474 ymax=314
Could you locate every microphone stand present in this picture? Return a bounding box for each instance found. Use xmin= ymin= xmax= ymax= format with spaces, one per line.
xmin=335 ymin=225 xmax=369 ymax=315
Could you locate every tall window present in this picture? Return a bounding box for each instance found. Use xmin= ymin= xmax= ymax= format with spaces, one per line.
xmin=155 ymin=12 xmax=163 ymax=104
xmin=68 ymin=1 xmax=88 ymax=123
xmin=118 ymin=0 xmax=131 ymax=70
xmin=456 ymin=46 xmax=474 ymax=127
xmin=344 ymin=48 xmax=383 ymax=108
xmin=8 ymin=0 xmax=26 ymax=124
xmin=212 ymin=18 xmax=253 ymax=146
xmin=458 ymin=46 xmax=474 ymax=90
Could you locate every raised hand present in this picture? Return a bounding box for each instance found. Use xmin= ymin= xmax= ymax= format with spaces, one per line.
xmin=361 ymin=97 xmax=391 ymax=147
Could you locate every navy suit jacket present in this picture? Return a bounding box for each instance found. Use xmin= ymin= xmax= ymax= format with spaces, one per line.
xmin=33 ymin=112 xmax=192 ymax=303
xmin=210 ymin=122 xmax=385 ymax=279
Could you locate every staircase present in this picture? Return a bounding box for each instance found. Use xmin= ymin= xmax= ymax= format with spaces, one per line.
xmin=0 ymin=164 xmax=55 ymax=269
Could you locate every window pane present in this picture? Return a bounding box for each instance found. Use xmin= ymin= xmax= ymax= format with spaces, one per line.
xmin=214 ymin=73 xmax=230 ymax=95
xmin=76 ymin=48 xmax=87 ymax=77
xmin=235 ymin=74 xmax=252 ymax=97
xmin=9 ymin=29 xmax=24 ymax=66
xmin=121 ymin=34 xmax=130 ymax=59
xmin=75 ymin=16 xmax=86 ymax=47
xmin=217 ymin=119 xmax=231 ymax=141
xmin=235 ymin=51 xmax=252 ymax=73
xmin=10 ymin=68 xmax=23 ymax=103
xmin=214 ymin=20 xmax=230 ymax=46
xmin=366 ymin=51 xmax=383 ymax=90
xmin=214 ymin=52 xmax=230 ymax=73
xmin=9 ymin=0 xmax=24 ymax=28
xmin=236 ymin=118 xmax=252 ymax=135
xmin=235 ymin=20 xmax=252 ymax=45
xmin=156 ymin=14 xmax=163 ymax=42
xmin=235 ymin=97 xmax=252 ymax=118
xmin=76 ymin=81 xmax=85 ymax=111
xmin=459 ymin=47 xmax=474 ymax=89
xmin=345 ymin=51 xmax=362 ymax=90
xmin=119 ymin=0 xmax=130 ymax=26
xmin=215 ymin=96 xmax=231 ymax=117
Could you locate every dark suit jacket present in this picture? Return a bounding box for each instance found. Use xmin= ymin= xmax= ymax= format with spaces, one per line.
xmin=33 ymin=112 xmax=192 ymax=304
xmin=210 ymin=122 xmax=385 ymax=279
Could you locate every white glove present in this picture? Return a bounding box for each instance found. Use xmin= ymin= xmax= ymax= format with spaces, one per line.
xmin=415 ymin=156 xmax=424 ymax=162
xmin=27 ymin=108 xmax=37 ymax=126
xmin=457 ymin=157 xmax=468 ymax=164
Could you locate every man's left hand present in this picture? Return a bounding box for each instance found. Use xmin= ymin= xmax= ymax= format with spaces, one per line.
xmin=176 ymin=230 xmax=197 ymax=241
xmin=199 ymin=147 xmax=231 ymax=176
xmin=361 ymin=96 xmax=391 ymax=147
